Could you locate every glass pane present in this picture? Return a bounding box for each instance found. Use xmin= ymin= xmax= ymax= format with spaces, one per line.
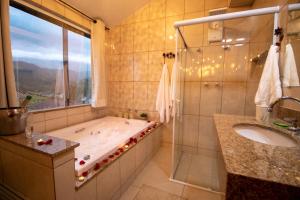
xmin=68 ymin=31 xmax=91 ymax=105
xmin=10 ymin=6 xmax=65 ymax=110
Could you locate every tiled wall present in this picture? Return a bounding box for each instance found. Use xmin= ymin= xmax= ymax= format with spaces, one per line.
xmin=25 ymin=0 xmax=107 ymax=133
xmin=27 ymin=106 xmax=107 ymax=133
xmin=105 ymin=0 xmax=283 ymax=145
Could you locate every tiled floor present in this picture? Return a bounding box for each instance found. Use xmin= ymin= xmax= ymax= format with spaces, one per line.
xmin=120 ymin=143 xmax=223 ymax=200
xmin=174 ymin=151 xmax=220 ymax=191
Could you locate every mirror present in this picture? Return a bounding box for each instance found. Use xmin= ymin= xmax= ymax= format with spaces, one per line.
xmin=283 ymin=3 xmax=300 ymax=87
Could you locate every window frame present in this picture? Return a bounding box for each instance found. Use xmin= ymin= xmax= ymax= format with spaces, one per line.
xmin=10 ymin=1 xmax=92 ymax=113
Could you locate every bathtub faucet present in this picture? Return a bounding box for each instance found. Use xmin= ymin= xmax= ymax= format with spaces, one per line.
xmin=75 ymin=127 xmax=85 ymax=133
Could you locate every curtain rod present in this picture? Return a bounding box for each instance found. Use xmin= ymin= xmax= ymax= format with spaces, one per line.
xmin=56 ymin=0 xmax=110 ymax=30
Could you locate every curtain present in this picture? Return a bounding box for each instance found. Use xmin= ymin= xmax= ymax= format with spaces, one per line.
xmin=0 ymin=0 xmax=18 ymax=108
xmin=91 ymin=20 xmax=107 ymax=107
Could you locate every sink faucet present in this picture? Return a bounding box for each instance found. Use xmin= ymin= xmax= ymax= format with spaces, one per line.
xmin=267 ymin=96 xmax=300 ymax=132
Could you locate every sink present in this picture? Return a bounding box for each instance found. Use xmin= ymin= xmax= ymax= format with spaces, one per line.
xmin=233 ymin=124 xmax=298 ymax=147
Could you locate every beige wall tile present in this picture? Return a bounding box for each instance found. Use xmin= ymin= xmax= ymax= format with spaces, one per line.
xmin=2 ymin=150 xmax=55 ymax=200
xmin=108 ymin=82 xmax=120 ymax=108
xmin=185 ymin=0 xmax=205 ymax=13
xmin=149 ymin=0 xmax=166 ymax=20
xmin=135 ymin=4 xmax=150 ymax=22
xmin=29 ymin=112 xmax=45 ymax=123
xmin=183 ymin=115 xmax=199 ymax=147
xmin=121 ymin=25 xmax=134 ymax=53
xmin=111 ymin=26 xmax=122 ymax=55
xmin=148 ymin=51 xmax=164 ymax=81
xmin=32 ymin=121 xmax=46 ymax=133
xmin=67 ymin=107 xmax=86 ymax=116
xmin=120 ymin=82 xmax=134 ymax=109
xmin=202 ymin=46 xmax=224 ymax=81
xmin=120 ymin=54 xmax=134 ymax=81
xmin=67 ymin=114 xmax=84 ymax=126
xmin=183 ymin=82 xmax=201 ymax=115
xmin=185 ymin=48 xmax=202 ymax=81
xmin=223 ymin=44 xmax=249 ymax=82
xmin=245 ymin=82 xmax=259 ymax=116
xmin=147 ymin=82 xmax=159 ymax=111
xmin=45 ymin=110 xmax=67 ymax=120
xmin=205 ymin=0 xmax=228 ymax=11
xmin=248 ymin=42 xmax=270 ymax=82
xmin=134 ymin=82 xmax=148 ymax=110
xmin=149 ymin=19 xmax=166 ymax=51
xmin=165 ymin=15 xmax=183 ymax=50
xmin=45 ymin=117 xmax=67 ymax=132
xmin=97 ymin=160 xmax=121 ymax=200
xmin=54 ymin=160 xmax=75 ymax=200
xmin=134 ymin=52 xmax=149 ymax=81
xmin=200 ymin=82 xmax=222 ymax=116
xmin=136 ymin=138 xmax=147 ymax=167
xmin=184 ymin=12 xmax=204 ymax=47
xmin=134 ymin=22 xmax=149 ymax=52
xmin=120 ymin=147 xmax=136 ymax=184
xmin=221 ymin=82 xmax=246 ymax=115
xmin=145 ymin=133 xmax=154 ymax=158
xmin=75 ymin=178 xmax=97 ymax=200
xmin=166 ymin=0 xmax=185 ymax=17
xmin=109 ymin=55 xmax=121 ymax=81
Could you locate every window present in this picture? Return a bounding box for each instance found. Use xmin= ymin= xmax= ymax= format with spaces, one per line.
xmin=9 ymin=3 xmax=91 ymax=111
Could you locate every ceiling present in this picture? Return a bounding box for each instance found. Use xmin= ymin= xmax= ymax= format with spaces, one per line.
xmin=61 ymin=0 xmax=149 ymax=27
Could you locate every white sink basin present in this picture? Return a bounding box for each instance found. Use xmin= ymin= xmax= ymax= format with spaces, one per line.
xmin=233 ymin=124 xmax=298 ymax=147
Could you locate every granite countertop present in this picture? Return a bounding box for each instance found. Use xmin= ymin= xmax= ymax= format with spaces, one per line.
xmin=0 ymin=132 xmax=79 ymax=157
xmin=214 ymin=114 xmax=300 ymax=187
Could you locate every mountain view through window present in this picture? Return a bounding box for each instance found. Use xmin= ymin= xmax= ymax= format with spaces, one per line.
xmin=10 ymin=5 xmax=91 ymax=110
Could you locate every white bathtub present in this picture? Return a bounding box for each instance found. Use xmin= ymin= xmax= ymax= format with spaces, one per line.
xmin=46 ymin=116 xmax=155 ymax=176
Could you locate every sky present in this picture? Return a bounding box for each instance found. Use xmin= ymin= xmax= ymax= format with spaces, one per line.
xmin=9 ymin=6 xmax=91 ymax=71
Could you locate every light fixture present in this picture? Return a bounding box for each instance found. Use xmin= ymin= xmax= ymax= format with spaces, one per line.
xmin=225 ymin=38 xmax=232 ymax=43
xmin=236 ymin=38 xmax=245 ymax=41
xmin=234 ymin=43 xmax=244 ymax=47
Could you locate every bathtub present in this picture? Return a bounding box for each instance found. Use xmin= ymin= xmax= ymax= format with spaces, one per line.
xmin=46 ymin=116 xmax=158 ymax=180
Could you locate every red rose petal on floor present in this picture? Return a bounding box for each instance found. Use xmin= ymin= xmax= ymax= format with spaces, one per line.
xmin=133 ymin=138 xmax=137 ymax=143
xmin=82 ymin=171 xmax=88 ymax=177
xmin=119 ymin=148 xmax=124 ymax=153
xmin=79 ymin=160 xmax=85 ymax=165
xmin=103 ymin=159 xmax=108 ymax=163
xmin=94 ymin=163 xmax=101 ymax=170
xmin=115 ymin=152 xmax=120 ymax=156
xmin=126 ymin=142 xmax=130 ymax=146
xmin=129 ymin=137 xmax=134 ymax=143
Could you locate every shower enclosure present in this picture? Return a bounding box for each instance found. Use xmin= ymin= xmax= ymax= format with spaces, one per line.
xmin=171 ymin=6 xmax=284 ymax=193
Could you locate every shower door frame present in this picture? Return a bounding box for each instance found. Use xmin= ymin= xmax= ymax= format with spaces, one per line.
xmin=170 ymin=5 xmax=283 ymax=193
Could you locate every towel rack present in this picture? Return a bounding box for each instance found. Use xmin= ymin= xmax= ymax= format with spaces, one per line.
xmin=163 ymin=52 xmax=176 ymax=64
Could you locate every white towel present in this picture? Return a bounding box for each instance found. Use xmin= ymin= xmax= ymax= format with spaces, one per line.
xmin=282 ymin=44 xmax=300 ymax=87
xmin=170 ymin=62 xmax=178 ymax=117
xmin=156 ymin=64 xmax=170 ymax=123
xmin=255 ymin=45 xmax=282 ymax=107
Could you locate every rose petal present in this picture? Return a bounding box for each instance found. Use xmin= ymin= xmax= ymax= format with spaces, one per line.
xmin=79 ymin=160 xmax=85 ymax=165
